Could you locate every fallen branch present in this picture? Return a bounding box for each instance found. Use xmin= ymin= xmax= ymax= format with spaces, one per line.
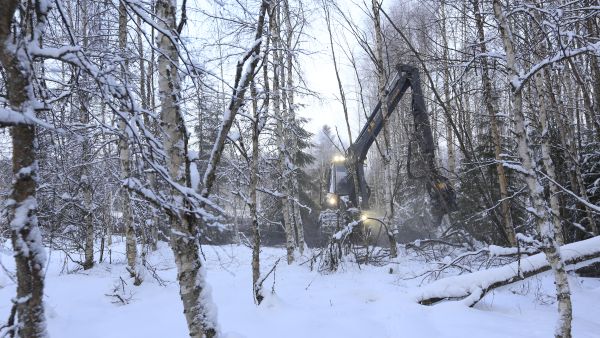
xmin=106 ymin=276 xmax=133 ymax=305
xmin=142 ymin=259 xmax=168 ymax=287
xmin=254 ymin=258 xmax=281 ymax=304
xmin=405 ymin=242 xmax=539 ymax=284
xmin=405 ymin=238 xmax=465 ymax=250
xmin=412 ymin=236 xmax=600 ymax=306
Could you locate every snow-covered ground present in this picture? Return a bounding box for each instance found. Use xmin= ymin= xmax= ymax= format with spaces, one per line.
xmin=1 ymin=239 xmax=600 ymax=337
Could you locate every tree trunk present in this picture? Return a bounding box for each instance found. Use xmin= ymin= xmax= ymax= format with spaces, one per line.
xmin=156 ymin=0 xmax=218 ymax=336
xmin=118 ymin=0 xmax=140 ymax=284
xmin=371 ymin=0 xmax=397 ymax=258
xmin=534 ymin=71 xmax=566 ymax=245
xmin=250 ymin=80 xmax=263 ymax=304
xmin=588 ymin=16 xmax=600 ymax=137
xmin=493 ymin=1 xmax=572 ymax=336
xmin=270 ymin=4 xmax=296 ymax=264
xmin=137 ymin=14 xmax=159 ymax=251
xmin=79 ymin=0 xmax=95 ymax=270
xmin=283 ymin=0 xmax=306 ymax=254
xmin=322 ymin=0 xmax=363 ymax=227
xmin=547 ymin=70 xmax=598 ymax=237
xmin=473 ymin=0 xmax=516 ymax=246
xmin=439 ymin=0 xmax=455 ymax=175
xmin=0 ymin=1 xmax=48 ymax=336
xmin=108 ymin=190 xmax=114 ymax=264
xmin=82 ymin=139 xmax=94 ymax=270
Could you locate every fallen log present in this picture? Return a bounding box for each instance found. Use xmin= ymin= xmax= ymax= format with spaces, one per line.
xmin=412 ymin=236 xmax=600 ymax=306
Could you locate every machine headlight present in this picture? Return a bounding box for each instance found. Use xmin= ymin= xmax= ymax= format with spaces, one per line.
xmin=333 ymin=155 xmax=345 ymax=163
xmin=327 ymin=195 xmax=338 ymax=206
xmin=360 ymin=214 xmax=368 ymax=222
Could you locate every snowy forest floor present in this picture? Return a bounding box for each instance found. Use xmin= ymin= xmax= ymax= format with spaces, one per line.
xmin=1 ymin=239 xmax=600 ymax=338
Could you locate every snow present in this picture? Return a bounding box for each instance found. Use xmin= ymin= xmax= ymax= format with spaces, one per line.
xmin=0 ymin=107 xmax=29 ymax=125
xmin=190 ymin=161 xmax=200 ymax=191
xmin=1 ymin=240 xmax=600 ymax=338
xmin=10 ymin=197 xmax=46 ymax=265
xmin=488 ymin=245 xmax=519 ymax=256
xmin=228 ymin=130 xmax=240 ymax=142
xmin=501 ymin=161 xmax=531 ymax=175
xmin=332 ymin=220 xmax=359 ymax=240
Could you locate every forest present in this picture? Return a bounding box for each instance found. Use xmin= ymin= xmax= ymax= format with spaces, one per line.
xmin=1 ymin=0 xmax=600 ymax=337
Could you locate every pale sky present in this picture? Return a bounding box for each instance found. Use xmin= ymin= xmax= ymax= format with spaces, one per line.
xmin=296 ymin=0 xmax=371 ymax=144
xmin=188 ymin=0 xmax=375 ymax=144
xmin=0 ymin=1 xmax=375 ymax=160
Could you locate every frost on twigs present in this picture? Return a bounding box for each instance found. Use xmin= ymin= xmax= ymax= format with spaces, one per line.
xmin=318 ymin=208 xmax=391 ymax=273
xmin=106 ymin=276 xmax=134 ymax=305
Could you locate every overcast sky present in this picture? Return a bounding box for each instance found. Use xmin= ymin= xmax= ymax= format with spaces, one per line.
xmin=296 ymin=0 xmax=371 ymax=145
xmin=187 ymin=0 xmax=375 ymax=145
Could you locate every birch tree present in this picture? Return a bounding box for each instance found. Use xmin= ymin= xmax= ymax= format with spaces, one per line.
xmin=155 ymin=0 xmax=219 ymax=335
xmin=118 ymin=0 xmax=141 ymax=284
xmin=371 ymin=0 xmax=398 ymax=257
xmin=493 ymin=1 xmax=572 ymax=335
xmin=269 ymin=3 xmax=296 ymax=264
xmin=250 ymin=78 xmax=265 ymax=304
xmin=0 ymin=0 xmax=49 ymax=336
xmin=282 ymin=0 xmax=307 ymax=254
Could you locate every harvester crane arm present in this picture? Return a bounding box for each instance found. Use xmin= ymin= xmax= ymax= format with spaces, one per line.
xmin=338 ymin=64 xmax=455 ymax=222
xmin=348 ymin=65 xmax=433 ymax=163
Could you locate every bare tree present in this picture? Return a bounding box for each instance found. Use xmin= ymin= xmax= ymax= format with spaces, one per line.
xmin=472 ymin=0 xmax=516 ymax=246
xmin=155 ymin=0 xmax=219 ymax=335
xmin=270 ymin=2 xmax=296 ymax=264
xmin=371 ymin=0 xmax=398 ymax=258
xmin=0 ymin=0 xmax=49 ymax=336
xmin=493 ymin=1 xmax=572 ymax=335
xmin=118 ymin=0 xmax=141 ymax=284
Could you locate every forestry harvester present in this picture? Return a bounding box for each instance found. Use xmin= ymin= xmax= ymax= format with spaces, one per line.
xmin=320 ymin=64 xmax=457 ymax=234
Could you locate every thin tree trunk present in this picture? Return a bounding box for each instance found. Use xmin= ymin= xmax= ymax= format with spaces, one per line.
xmin=156 ymin=0 xmax=218 ymax=336
xmin=118 ymin=1 xmax=140 ymax=284
xmin=147 ymin=55 xmax=160 ymax=251
xmin=371 ymin=0 xmax=397 ymax=258
xmin=322 ymin=1 xmax=362 ymax=210
xmin=416 ymin=236 xmax=600 ymax=306
xmin=493 ymin=2 xmax=572 ymax=337
xmin=588 ymin=15 xmax=600 ymax=134
xmin=270 ymin=4 xmax=296 ymax=264
xmin=439 ymin=0 xmax=455 ymax=174
xmin=283 ymin=0 xmax=306 ymax=254
xmin=107 ymin=190 xmax=113 ymax=263
xmin=322 ymin=1 xmax=351 ymax=144
xmin=534 ymin=71 xmax=566 ymax=245
xmin=473 ymin=0 xmax=516 ymax=246
xmin=279 ymin=20 xmax=298 ymax=253
xmin=547 ymin=71 xmax=598 ymax=236
xmin=250 ymin=80 xmax=263 ymax=304
xmin=137 ymin=14 xmax=159 ymax=251
xmin=82 ymin=135 xmax=94 ymax=270
xmin=79 ymin=0 xmax=95 ymax=270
